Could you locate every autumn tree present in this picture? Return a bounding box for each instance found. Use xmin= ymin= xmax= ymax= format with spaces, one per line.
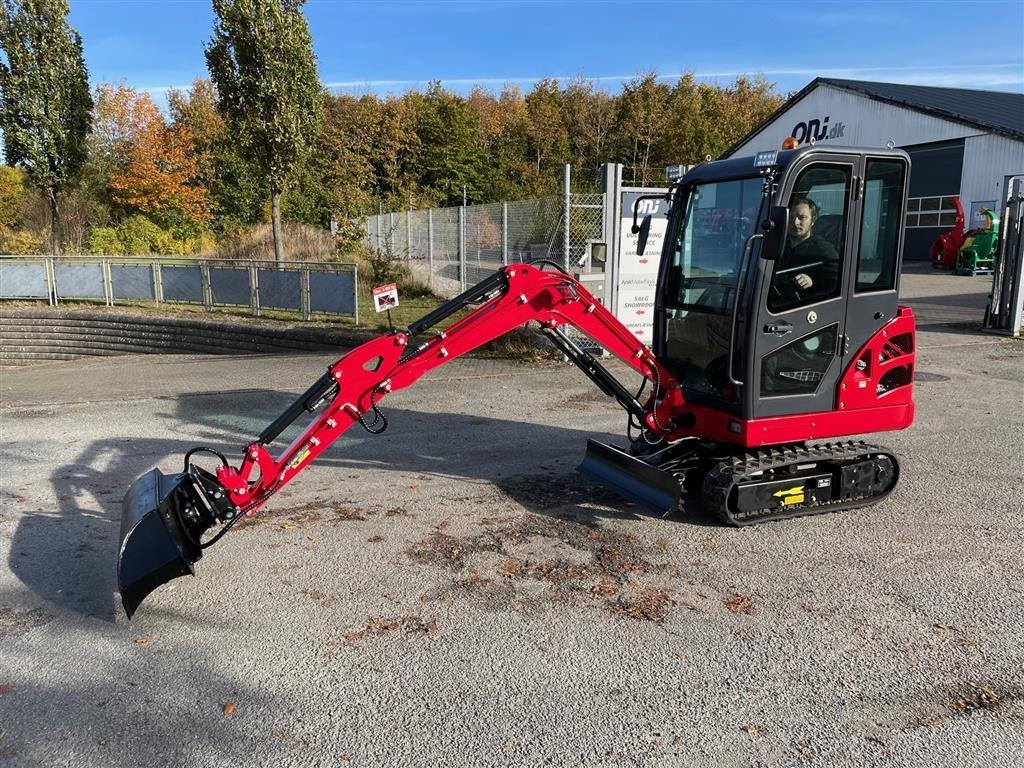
xmin=0 ymin=164 xmax=24 ymax=226
xmin=168 ymin=78 xmax=263 ymax=227
xmin=524 ymin=78 xmax=568 ymax=185
xmin=614 ymin=73 xmax=671 ymax=185
xmin=205 ymin=0 xmax=324 ymax=262
xmin=93 ymin=84 xmax=209 ymax=226
xmin=370 ymin=95 xmax=421 ymax=208
xmin=304 ymin=94 xmax=377 ymax=224
xmin=0 ymin=0 xmax=92 ymax=255
xmin=562 ymin=76 xmax=615 ymax=183
xmin=467 ymin=85 xmax=540 ymax=200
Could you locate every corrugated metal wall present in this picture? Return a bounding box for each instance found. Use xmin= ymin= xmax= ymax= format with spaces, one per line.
xmin=728 ymin=83 xmax=1024 ymax=261
xmin=962 ymin=134 xmax=1024 ymax=216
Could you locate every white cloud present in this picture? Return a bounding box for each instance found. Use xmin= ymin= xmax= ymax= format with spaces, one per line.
xmin=323 ymin=63 xmax=1024 ymax=93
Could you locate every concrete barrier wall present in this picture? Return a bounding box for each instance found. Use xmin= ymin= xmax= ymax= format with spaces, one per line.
xmin=0 ymin=309 xmax=368 ymax=365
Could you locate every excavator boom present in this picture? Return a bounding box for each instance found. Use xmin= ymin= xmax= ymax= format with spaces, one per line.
xmin=118 ymin=263 xmax=679 ymax=617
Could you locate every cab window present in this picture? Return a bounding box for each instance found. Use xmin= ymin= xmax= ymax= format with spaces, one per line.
xmin=857 ymin=160 xmax=906 ymax=292
xmin=768 ymin=165 xmax=852 ymax=313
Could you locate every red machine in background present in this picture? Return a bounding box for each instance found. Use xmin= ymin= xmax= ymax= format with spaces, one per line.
xmin=117 ymin=145 xmax=918 ymax=618
xmin=930 ymin=196 xmax=967 ymax=269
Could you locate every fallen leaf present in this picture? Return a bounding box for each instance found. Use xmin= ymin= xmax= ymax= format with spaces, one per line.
xmin=742 ymin=724 xmax=759 ymax=736
xmin=0 ymin=684 xmax=12 ymax=695
xmin=795 ymin=739 xmax=814 ymax=760
xmin=725 ymin=593 xmax=756 ymax=615
xmin=223 ymin=701 xmax=237 ymax=717
xmin=498 ymin=559 xmax=522 ymax=577
xmin=134 ymin=635 xmax=152 ymax=645
xmin=280 ymin=523 xmax=297 ymax=530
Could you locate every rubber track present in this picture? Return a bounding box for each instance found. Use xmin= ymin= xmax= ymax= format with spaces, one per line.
xmin=701 ymin=441 xmax=900 ymax=526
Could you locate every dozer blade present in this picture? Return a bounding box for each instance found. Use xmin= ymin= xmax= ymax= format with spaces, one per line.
xmin=117 ymin=468 xmax=203 ymax=618
xmin=578 ymin=439 xmax=681 ymax=516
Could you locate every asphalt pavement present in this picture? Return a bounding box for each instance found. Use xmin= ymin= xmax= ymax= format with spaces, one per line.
xmin=0 ymin=265 xmax=1021 ymax=767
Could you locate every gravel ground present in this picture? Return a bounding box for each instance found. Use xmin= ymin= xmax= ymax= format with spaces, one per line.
xmin=0 ymin=265 xmax=1021 ymax=767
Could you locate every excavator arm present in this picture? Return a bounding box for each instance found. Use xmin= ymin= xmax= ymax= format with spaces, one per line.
xmin=117 ymin=263 xmax=681 ymax=617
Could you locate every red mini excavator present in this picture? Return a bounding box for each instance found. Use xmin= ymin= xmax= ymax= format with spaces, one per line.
xmin=118 ymin=145 xmax=916 ymax=617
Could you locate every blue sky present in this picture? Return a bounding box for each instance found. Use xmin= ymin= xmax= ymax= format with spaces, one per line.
xmin=69 ymin=0 xmax=1024 ymax=108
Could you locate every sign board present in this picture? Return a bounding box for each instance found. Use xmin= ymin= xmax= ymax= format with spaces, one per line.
xmin=372 ymin=282 xmax=399 ymax=312
xmin=970 ymin=201 xmax=997 ymax=227
xmin=614 ymin=191 xmax=671 ymax=344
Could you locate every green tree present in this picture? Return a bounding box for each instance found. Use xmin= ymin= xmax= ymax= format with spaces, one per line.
xmin=205 ymin=0 xmax=324 ymax=262
xmin=0 ymin=0 xmax=92 ymax=255
xmin=614 ymin=73 xmax=671 ymax=185
xmin=524 ymin=78 xmax=568 ymax=184
xmin=168 ymin=78 xmax=264 ymax=228
xmin=562 ymin=76 xmax=616 ymax=184
xmin=412 ymin=82 xmax=484 ymax=206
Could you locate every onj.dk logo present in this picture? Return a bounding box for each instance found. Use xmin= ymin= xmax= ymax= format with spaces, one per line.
xmin=790 ymin=116 xmax=846 ymax=146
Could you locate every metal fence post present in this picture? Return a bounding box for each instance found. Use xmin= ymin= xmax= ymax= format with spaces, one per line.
xmin=563 ymin=163 xmax=571 ymax=271
xmin=201 ymin=262 xmax=213 ymax=310
xmin=502 ymin=202 xmax=509 ymax=266
xmin=459 ymin=205 xmax=466 ymax=290
xmin=102 ymin=258 xmax=114 ymax=306
xmin=250 ymin=264 xmax=259 ymax=317
xmin=428 ymin=208 xmax=434 ymax=292
xmin=353 ymin=265 xmax=359 ymax=326
xmin=45 ymin=257 xmax=56 ymax=305
xmin=301 ymin=268 xmax=311 ymax=321
xmin=153 ymin=261 xmax=163 ymax=304
xmin=406 ymin=206 xmax=412 ymax=261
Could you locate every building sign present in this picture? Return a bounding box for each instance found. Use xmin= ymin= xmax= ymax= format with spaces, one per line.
xmin=790 ymin=115 xmax=846 ymax=146
xmin=615 ymin=191 xmax=670 ymax=343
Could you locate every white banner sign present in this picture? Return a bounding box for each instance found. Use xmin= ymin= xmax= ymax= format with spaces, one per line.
xmin=615 ymin=191 xmax=670 ymax=343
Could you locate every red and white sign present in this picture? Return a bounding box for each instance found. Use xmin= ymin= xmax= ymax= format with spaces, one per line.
xmin=372 ymin=283 xmax=399 ymax=312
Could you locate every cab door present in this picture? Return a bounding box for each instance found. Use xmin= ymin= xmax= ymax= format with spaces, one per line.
xmin=840 ymin=155 xmax=910 ymax=375
xmin=749 ymin=155 xmax=860 ymax=419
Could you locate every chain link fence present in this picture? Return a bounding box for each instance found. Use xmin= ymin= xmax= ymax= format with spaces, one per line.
xmin=364 ymin=193 xmax=605 ymax=299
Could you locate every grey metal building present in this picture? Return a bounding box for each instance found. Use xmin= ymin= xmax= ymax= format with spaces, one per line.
xmin=722 ymin=78 xmax=1024 ymax=260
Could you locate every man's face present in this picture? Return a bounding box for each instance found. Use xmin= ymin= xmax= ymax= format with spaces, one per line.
xmin=790 ymin=203 xmax=814 ymax=241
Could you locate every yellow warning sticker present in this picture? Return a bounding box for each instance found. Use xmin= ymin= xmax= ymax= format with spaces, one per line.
xmin=288 ymin=446 xmax=312 ymax=471
xmin=773 ymin=485 xmax=805 ymax=505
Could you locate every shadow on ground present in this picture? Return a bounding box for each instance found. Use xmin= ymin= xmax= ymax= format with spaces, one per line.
xmin=9 ymin=387 xmax=713 ymax=622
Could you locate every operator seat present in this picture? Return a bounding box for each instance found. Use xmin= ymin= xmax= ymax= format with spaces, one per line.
xmin=814 ymin=214 xmax=844 ymax=252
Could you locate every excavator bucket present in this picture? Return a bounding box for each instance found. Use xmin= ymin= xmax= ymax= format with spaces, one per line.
xmin=578 ymin=439 xmax=682 ymax=516
xmin=117 ymin=468 xmax=203 ymax=618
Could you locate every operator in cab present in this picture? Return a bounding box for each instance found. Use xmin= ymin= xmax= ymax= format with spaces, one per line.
xmin=770 ymin=197 xmax=840 ymax=311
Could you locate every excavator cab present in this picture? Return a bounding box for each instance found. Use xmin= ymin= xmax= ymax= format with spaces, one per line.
xmin=650 ymin=145 xmax=913 ymax=435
